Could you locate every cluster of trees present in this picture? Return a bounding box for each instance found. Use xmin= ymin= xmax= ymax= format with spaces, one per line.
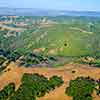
xmin=66 ymin=76 xmax=100 ymax=100
xmin=0 ymin=30 xmax=17 ymax=50
xmin=0 ymin=73 xmax=64 ymax=100
xmin=0 ymin=48 xmax=57 ymax=70
xmin=0 ymin=83 xmax=15 ymax=100
xmin=0 ymin=56 xmax=7 ymax=72
xmin=19 ymin=53 xmax=57 ymax=67
xmin=77 ymin=56 xmax=100 ymax=68
xmin=0 ymin=48 xmax=21 ymax=62
xmin=0 ymin=56 xmax=6 ymax=65
xmin=90 ymin=59 xmax=100 ymax=67
xmin=0 ymin=48 xmax=21 ymax=72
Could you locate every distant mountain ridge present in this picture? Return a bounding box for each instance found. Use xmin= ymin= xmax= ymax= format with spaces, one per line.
xmin=0 ymin=8 xmax=100 ymax=17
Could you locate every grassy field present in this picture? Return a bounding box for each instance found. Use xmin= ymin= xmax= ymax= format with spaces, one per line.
xmin=15 ymin=24 xmax=96 ymax=56
xmin=0 ymin=16 xmax=100 ymax=57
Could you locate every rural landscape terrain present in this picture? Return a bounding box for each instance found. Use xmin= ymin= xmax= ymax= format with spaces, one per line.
xmin=0 ymin=9 xmax=100 ymax=100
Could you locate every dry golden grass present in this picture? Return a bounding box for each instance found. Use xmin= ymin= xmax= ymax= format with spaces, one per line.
xmin=0 ymin=62 xmax=100 ymax=100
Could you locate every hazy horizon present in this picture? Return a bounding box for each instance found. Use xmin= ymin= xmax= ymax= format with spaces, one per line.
xmin=0 ymin=0 xmax=100 ymax=11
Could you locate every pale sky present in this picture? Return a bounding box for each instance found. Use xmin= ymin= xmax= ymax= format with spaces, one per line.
xmin=0 ymin=0 xmax=100 ymax=11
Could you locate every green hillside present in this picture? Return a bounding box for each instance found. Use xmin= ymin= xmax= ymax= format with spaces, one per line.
xmin=0 ymin=16 xmax=100 ymax=57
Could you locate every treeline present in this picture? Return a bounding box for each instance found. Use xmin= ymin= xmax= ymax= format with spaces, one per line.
xmin=76 ymin=56 xmax=100 ymax=68
xmin=0 ymin=48 xmax=57 ymax=66
xmin=66 ymin=76 xmax=100 ymax=100
xmin=0 ymin=48 xmax=21 ymax=62
xmin=0 ymin=73 xmax=64 ymax=100
xmin=0 ymin=47 xmax=58 ymax=73
xmin=19 ymin=53 xmax=57 ymax=67
xmin=0 ymin=48 xmax=21 ymax=72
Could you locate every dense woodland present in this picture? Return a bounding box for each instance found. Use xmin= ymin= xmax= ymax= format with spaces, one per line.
xmin=66 ymin=77 xmax=100 ymax=100
xmin=0 ymin=73 xmax=64 ymax=100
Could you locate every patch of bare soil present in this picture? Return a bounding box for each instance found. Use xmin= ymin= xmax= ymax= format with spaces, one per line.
xmin=0 ymin=62 xmax=100 ymax=100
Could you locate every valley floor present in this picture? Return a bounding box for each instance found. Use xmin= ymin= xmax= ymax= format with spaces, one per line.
xmin=0 ymin=62 xmax=100 ymax=100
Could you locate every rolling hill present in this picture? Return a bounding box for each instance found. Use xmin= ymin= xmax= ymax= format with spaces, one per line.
xmin=0 ymin=16 xmax=100 ymax=57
